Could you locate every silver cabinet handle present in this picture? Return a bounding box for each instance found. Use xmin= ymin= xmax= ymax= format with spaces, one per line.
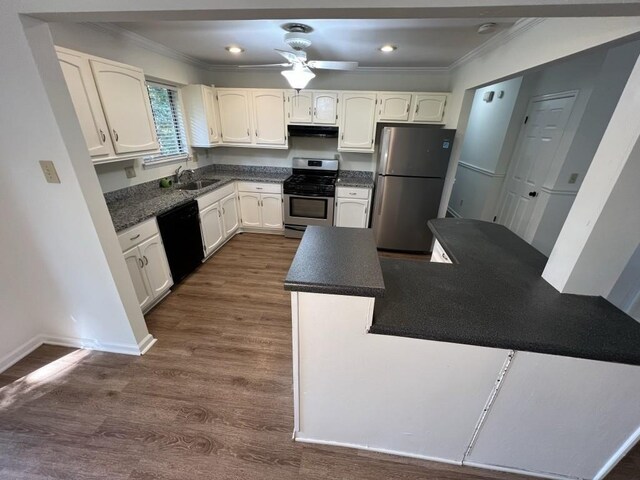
xmin=210 ymin=127 xmax=213 ymax=135
xmin=349 ymin=192 xmax=357 ymax=196
xmin=218 ymin=210 xmax=221 ymax=217
xmin=222 ymin=207 xmax=225 ymax=214
xmin=415 ymin=105 xmax=420 ymax=114
xmin=341 ymin=132 xmax=344 ymax=141
xmin=308 ymin=107 xmax=311 ymax=116
xmin=246 ymin=128 xmax=250 ymax=136
xmin=255 ymin=129 xmax=258 ymax=137
xmin=138 ymin=258 xmax=144 ymax=268
xmin=314 ymin=107 xmax=317 ymax=117
xmin=256 ymin=187 xmax=263 ymax=190
xmin=99 ymin=129 xmax=106 ymax=143
xmin=130 ymin=234 xmax=140 ymax=241
xmin=405 ymin=104 xmax=410 ymax=113
xmin=113 ymin=129 xmax=119 ymax=141
xmin=143 ymin=256 xmax=149 ymax=265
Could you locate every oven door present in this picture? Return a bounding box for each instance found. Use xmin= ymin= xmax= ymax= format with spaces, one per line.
xmin=284 ymin=194 xmax=335 ymax=228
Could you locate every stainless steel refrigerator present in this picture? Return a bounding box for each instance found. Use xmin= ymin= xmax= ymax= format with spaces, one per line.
xmin=372 ymin=126 xmax=455 ymax=252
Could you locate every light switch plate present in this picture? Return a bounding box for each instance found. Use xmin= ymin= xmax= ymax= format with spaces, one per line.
xmin=124 ymin=166 xmax=136 ymax=179
xmin=39 ymin=160 xmax=60 ymax=184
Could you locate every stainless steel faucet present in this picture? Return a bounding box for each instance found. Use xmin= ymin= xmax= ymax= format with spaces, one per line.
xmin=174 ymin=165 xmax=194 ymax=184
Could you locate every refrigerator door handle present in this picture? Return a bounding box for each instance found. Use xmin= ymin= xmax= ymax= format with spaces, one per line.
xmin=374 ymin=177 xmax=385 ymax=217
xmin=378 ymin=128 xmax=391 ymax=174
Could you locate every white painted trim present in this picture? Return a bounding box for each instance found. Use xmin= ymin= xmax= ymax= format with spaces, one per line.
xmin=42 ymin=335 xmax=143 ymax=356
xmin=449 ymin=19 xmax=546 ymax=72
xmin=294 ymin=436 xmax=462 ymax=467
xmin=593 ymin=424 xmax=640 ymax=480
xmin=137 ymin=333 xmax=157 ymax=355
xmin=457 ymin=161 xmax=506 ymax=178
xmin=0 ymin=336 xmax=45 ymax=373
xmin=291 ymin=292 xmax=301 ymax=437
xmin=540 ymin=186 xmax=578 ymax=196
xmin=463 ymin=461 xmax=577 ymax=480
xmin=447 ymin=206 xmax=461 ymax=218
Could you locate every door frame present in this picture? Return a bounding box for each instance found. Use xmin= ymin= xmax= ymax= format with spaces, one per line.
xmin=494 ymin=90 xmax=578 ymax=241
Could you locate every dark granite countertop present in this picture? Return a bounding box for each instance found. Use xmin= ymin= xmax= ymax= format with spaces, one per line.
xmin=371 ymin=218 xmax=640 ymax=366
xmin=284 ymin=226 xmax=385 ymax=297
xmin=105 ymin=165 xmax=290 ymax=232
xmin=336 ymin=170 xmax=375 ymax=188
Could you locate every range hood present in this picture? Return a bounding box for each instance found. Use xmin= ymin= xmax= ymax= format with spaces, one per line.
xmin=287 ymin=125 xmax=339 ymax=138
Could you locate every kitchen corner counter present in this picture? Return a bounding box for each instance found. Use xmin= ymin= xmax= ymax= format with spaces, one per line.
xmin=371 ymin=218 xmax=640 ymax=366
xmin=335 ymin=170 xmax=375 ymax=188
xmin=284 ymin=226 xmax=385 ymax=297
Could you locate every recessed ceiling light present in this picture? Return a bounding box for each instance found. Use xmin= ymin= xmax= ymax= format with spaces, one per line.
xmin=379 ymin=45 xmax=397 ymax=53
xmin=225 ymin=46 xmax=244 ymax=54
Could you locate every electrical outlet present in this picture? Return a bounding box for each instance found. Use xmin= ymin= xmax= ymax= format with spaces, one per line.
xmin=568 ymin=173 xmax=579 ymax=184
xmin=39 ymin=160 xmax=60 ymax=184
xmin=124 ymin=166 xmax=136 ymax=179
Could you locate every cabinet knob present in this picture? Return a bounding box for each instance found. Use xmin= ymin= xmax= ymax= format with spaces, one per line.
xmin=130 ymin=234 xmax=140 ymax=241
xmin=113 ymin=129 xmax=119 ymax=141
xmin=143 ymin=255 xmax=149 ymax=265
xmin=247 ymin=128 xmax=250 ymax=136
xmin=138 ymin=258 xmax=144 ymax=268
xmin=99 ymin=129 xmax=106 ymax=143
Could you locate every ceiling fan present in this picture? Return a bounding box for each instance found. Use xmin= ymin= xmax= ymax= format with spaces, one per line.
xmin=238 ymin=23 xmax=358 ymax=90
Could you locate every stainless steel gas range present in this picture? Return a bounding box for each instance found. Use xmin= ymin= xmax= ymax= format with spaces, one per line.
xmin=283 ymin=158 xmax=339 ymax=238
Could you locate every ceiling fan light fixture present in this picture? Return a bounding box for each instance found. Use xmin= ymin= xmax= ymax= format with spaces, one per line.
xmin=281 ymin=65 xmax=315 ymax=90
xmin=225 ymin=45 xmax=244 ymax=54
xmin=379 ymin=44 xmax=397 ymax=53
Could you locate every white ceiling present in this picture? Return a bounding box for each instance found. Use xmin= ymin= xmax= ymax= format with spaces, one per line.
xmin=113 ymin=18 xmax=519 ymax=69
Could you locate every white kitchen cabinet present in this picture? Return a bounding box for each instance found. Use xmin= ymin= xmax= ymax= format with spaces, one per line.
xmin=90 ymin=58 xmax=159 ymax=154
xmin=410 ymin=94 xmax=447 ymax=123
xmin=261 ymin=193 xmax=284 ymax=229
xmin=239 ymin=192 xmax=262 ymax=228
xmin=339 ymin=92 xmax=377 ymax=152
xmin=118 ymin=220 xmax=172 ymax=313
xmin=200 ymin=202 xmax=225 ymax=256
xmin=217 ymin=89 xmax=253 ymax=144
xmin=430 ymin=239 xmax=452 ymax=263
xmin=238 ymin=183 xmax=283 ymax=230
xmin=287 ymin=90 xmax=338 ymax=126
xmin=56 ymin=47 xmax=115 ymax=159
xmin=377 ymin=93 xmax=412 ymax=122
xmin=288 ymin=91 xmax=313 ymax=123
xmin=335 ymin=187 xmax=371 ymax=228
xmin=220 ymin=193 xmax=240 ymax=237
xmin=313 ymin=92 xmax=339 ymax=125
xmin=252 ymin=90 xmax=286 ymax=145
xmin=182 ymin=84 xmax=220 ymax=147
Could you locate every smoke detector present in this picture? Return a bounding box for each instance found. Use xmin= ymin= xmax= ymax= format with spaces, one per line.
xmin=282 ymin=23 xmax=313 ymax=51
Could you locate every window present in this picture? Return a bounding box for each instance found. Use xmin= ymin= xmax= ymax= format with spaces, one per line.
xmin=145 ymin=82 xmax=188 ymax=164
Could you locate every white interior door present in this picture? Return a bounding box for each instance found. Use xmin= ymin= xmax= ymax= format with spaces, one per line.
xmin=252 ymin=91 xmax=286 ymax=145
xmin=217 ymin=90 xmax=252 ymax=143
xmin=497 ymin=92 xmax=577 ymax=240
xmin=123 ymin=246 xmax=153 ymax=310
xmin=260 ymin=194 xmax=283 ymax=229
xmin=288 ymin=91 xmax=313 ymax=123
xmin=221 ymin=193 xmax=239 ymax=237
xmin=313 ymin=92 xmax=338 ymax=125
xmin=239 ymin=192 xmax=262 ymax=227
xmin=200 ymin=203 xmax=225 ymax=255
xmin=57 ymin=49 xmax=114 ymax=158
xmin=90 ymin=59 xmax=159 ymax=154
xmin=138 ymin=234 xmax=173 ymax=296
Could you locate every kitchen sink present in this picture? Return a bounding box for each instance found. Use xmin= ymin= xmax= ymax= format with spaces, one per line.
xmin=176 ymin=179 xmax=219 ymax=191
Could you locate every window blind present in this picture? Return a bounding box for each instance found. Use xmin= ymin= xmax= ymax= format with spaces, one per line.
xmin=145 ymin=82 xmax=188 ymax=164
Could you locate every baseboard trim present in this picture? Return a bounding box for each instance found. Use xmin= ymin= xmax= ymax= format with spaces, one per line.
xmin=293 ymin=435 xmax=461 ymax=467
xmin=42 ymin=335 xmax=142 ymax=356
xmin=463 ymin=461 xmax=574 ymax=480
xmin=0 ymin=335 xmax=45 ymax=374
xmin=137 ymin=334 xmax=157 ymax=355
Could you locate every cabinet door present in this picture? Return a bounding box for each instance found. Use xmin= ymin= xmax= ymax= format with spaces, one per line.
xmin=217 ymin=90 xmax=252 ymax=144
xmin=288 ymin=91 xmax=313 ymax=123
xmin=203 ymin=87 xmax=220 ymax=143
xmin=335 ymin=198 xmax=369 ymax=228
xmin=123 ymin=246 xmax=153 ymax=310
xmin=138 ymin=234 xmax=173 ymax=297
xmin=411 ymin=94 xmax=447 ymax=123
xmin=339 ymin=93 xmax=377 ymax=151
xmin=57 ymin=49 xmax=115 ymax=158
xmin=252 ymin=91 xmax=286 ymax=145
xmin=260 ymin=194 xmax=283 ymax=229
xmin=378 ymin=93 xmax=412 ymax=122
xmin=239 ymin=192 xmax=262 ymax=227
xmin=200 ymin=202 xmax=225 ymax=256
xmin=313 ymin=92 xmax=338 ymax=125
xmin=221 ymin=193 xmax=239 ymax=237
xmin=90 ymin=59 xmax=159 ymax=154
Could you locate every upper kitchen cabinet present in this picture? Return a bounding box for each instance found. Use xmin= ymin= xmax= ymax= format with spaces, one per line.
xmin=410 ymin=93 xmax=447 ymax=123
xmin=56 ymin=47 xmax=115 ymax=159
xmin=339 ymin=92 xmax=377 ymax=152
xmin=252 ymin=90 xmax=286 ymax=146
xmin=287 ymin=90 xmax=338 ymax=126
xmin=216 ymin=89 xmax=253 ymax=144
xmin=377 ymin=93 xmax=412 ymax=122
xmin=90 ymin=58 xmax=160 ymax=154
xmin=182 ymin=84 xmax=220 ymax=147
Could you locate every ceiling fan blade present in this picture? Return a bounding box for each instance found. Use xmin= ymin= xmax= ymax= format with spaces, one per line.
xmin=275 ymin=49 xmax=304 ymax=63
xmin=307 ymin=60 xmax=359 ymax=71
xmin=237 ymin=63 xmax=292 ymax=68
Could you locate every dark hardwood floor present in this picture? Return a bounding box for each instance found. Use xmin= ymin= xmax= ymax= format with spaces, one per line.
xmin=0 ymin=233 xmax=637 ymax=479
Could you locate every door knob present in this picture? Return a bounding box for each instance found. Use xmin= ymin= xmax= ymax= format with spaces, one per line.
xmin=528 ymin=191 xmax=538 ymax=197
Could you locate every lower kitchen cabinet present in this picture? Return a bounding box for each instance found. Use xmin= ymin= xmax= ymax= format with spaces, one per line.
xmin=238 ymin=183 xmax=283 ymax=230
xmin=261 ymin=194 xmax=284 ymax=229
xmin=119 ymin=220 xmax=173 ymax=312
xmin=200 ymin=202 xmax=225 ymax=256
xmin=221 ymin=193 xmax=240 ymax=236
xmin=335 ymin=187 xmax=371 ymax=228
xmin=197 ymin=185 xmax=240 ymax=257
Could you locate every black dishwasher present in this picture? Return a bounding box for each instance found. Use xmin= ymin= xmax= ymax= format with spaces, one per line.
xmin=157 ymin=200 xmax=204 ymax=284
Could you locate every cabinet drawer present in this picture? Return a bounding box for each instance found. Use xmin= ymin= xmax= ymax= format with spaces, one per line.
xmin=118 ymin=218 xmax=159 ymax=252
xmin=337 ymin=187 xmax=370 ymax=200
xmin=197 ymin=182 xmax=235 ymax=211
xmin=236 ymin=182 xmax=282 ymax=194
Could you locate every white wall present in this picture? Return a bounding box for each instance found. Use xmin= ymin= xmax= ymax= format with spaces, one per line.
xmin=608 ymin=244 xmax=640 ymax=321
xmin=0 ymin=5 xmax=150 ymax=371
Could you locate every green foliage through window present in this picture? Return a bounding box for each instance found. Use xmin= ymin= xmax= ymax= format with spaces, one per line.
xmin=146 ymin=83 xmax=187 ymax=161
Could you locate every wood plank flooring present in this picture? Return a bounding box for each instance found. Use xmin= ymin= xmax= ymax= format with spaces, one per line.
xmin=0 ymin=233 xmax=637 ymax=479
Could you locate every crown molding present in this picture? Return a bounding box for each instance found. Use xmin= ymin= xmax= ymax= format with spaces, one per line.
xmin=448 ymin=18 xmax=546 ymax=71
xmin=87 ymin=19 xmax=546 ymax=75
